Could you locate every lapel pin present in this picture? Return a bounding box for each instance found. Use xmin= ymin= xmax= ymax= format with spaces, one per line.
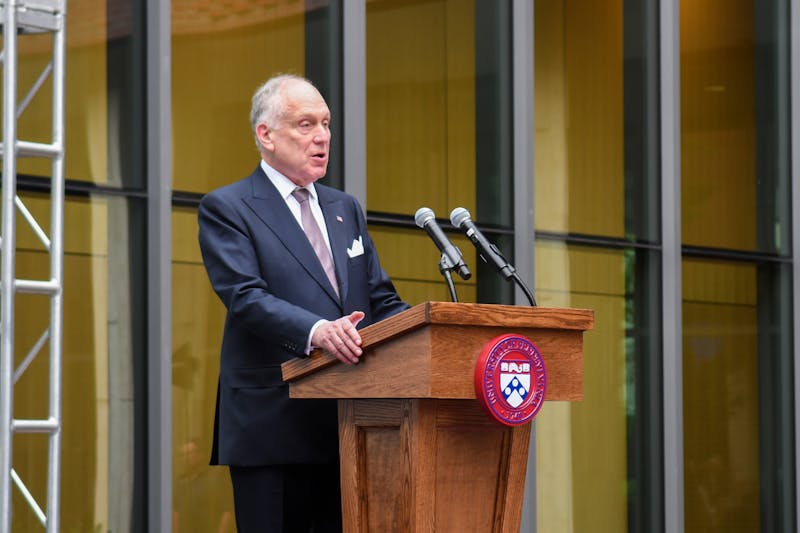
xmin=336 ymin=216 xmax=343 ymax=223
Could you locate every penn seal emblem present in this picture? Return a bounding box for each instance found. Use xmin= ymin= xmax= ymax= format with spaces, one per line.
xmin=474 ymin=334 xmax=547 ymax=426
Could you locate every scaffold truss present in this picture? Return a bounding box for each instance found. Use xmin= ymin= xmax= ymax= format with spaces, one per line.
xmin=0 ymin=0 xmax=66 ymax=531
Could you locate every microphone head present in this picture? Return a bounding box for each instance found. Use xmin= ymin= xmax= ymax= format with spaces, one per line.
xmin=414 ymin=207 xmax=435 ymax=228
xmin=450 ymin=207 xmax=471 ymax=228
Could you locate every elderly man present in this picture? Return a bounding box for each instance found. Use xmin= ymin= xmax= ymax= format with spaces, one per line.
xmin=198 ymin=74 xmax=409 ymax=532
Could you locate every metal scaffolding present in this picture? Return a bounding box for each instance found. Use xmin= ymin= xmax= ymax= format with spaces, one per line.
xmin=0 ymin=0 xmax=66 ymax=531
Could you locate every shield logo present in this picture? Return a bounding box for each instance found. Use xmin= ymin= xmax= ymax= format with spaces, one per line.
xmin=500 ymin=363 xmax=530 ymax=408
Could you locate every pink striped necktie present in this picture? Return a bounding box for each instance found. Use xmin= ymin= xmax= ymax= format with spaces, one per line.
xmin=292 ymin=188 xmax=339 ymax=297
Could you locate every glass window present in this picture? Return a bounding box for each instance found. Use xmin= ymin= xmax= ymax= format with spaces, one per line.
xmin=170 ymin=4 xmax=342 ymax=531
xmin=14 ymin=1 xmax=114 ymax=185
xmin=172 ymin=2 xmax=333 ymax=194
xmin=369 ymin=225 xmax=477 ymax=305
xmin=680 ymin=2 xmax=794 ymax=531
xmin=533 ymin=1 xmax=663 ymax=531
xmin=366 ymin=0 xmax=514 ymax=304
xmin=534 ymin=243 xmax=629 ymax=532
xmin=10 ymin=194 xmax=139 ymax=531
xmin=171 ymin=207 xmax=234 ymax=533
xmin=680 ymin=0 xmax=791 ymax=255
xmin=366 ymin=0 xmax=476 ymax=218
xmin=6 ymin=2 xmax=145 ymax=528
xmin=683 ymin=259 xmax=759 ymax=531
xmin=681 ymin=258 xmax=794 ymax=532
xmin=681 ymin=1 xmax=755 ymax=250
xmin=534 ymin=0 xmax=626 ymax=239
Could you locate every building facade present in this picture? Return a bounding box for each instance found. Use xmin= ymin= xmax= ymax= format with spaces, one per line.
xmin=4 ymin=0 xmax=799 ymax=532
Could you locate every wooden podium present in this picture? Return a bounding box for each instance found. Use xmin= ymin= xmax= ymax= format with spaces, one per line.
xmin=282 ymin=302 xmax=594 ymax=532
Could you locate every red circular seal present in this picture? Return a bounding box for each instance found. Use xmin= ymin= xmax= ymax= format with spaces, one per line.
xmin=474 ymin=334 xmax=547 ymax=426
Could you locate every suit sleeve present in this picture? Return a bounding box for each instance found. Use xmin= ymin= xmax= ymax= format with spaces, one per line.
xmin=198 ymin=190 xmax=322 ymax=355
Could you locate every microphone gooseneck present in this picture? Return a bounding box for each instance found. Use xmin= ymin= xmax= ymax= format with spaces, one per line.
xmin=449 ymin=207 xmax=537 ymax=306
xmin=414 ymin=207 xmax=471 ymax=281
xmin=449 ymin=207 xmax=515 ymax=280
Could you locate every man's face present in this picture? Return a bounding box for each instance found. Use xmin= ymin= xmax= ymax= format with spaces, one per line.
xmin=259 ymin=81 xmax=331 ymax=187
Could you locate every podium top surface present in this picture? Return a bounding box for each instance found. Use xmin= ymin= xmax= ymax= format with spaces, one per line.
xmin=282 ymin=301 xmax=594 ymax=384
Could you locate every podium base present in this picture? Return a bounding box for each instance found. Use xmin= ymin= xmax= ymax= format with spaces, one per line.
xmin=339 ymin=398 xmax=531 ymax=533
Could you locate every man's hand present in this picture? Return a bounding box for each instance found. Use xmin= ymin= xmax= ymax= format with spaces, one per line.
xmin=312 ymin=311 xmax=365 ymax=365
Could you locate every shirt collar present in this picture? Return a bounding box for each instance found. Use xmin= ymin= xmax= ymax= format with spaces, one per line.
xmin=260 ymin=160 xmax=318 ymax=202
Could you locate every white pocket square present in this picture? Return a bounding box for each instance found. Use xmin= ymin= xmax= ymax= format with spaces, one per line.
xmin=347 ymin=236 xmax=364 ymax=258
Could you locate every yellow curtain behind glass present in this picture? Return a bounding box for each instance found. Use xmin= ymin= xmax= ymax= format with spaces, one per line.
xmin=172 ymin=208 xmax=233 ymax=533
xmin=680 ymin=0 xmax=755 ymax=250
xmin=10 ymin=195 xmax=109 ymax=531
xmin=365 ymin=0 xmax=477 ymax=303
xmin=171 ymin=4 xmax=309 ymax=531
xmin=369 ymin=225 xmax=476 ymax=305
xmin=535 ymin=243 xmax=627 ymax=533
xmin=11 ymin=1 xmax=107 ymax=183
xmin=534 ymin=0 xmax=624 ymax=238
xmin=533 ymin=2 xmax=627 ymax=526
xmin=683 ymin=259 xmax=759 ymax=533
xmin=366 ymin=0 xmax=476 ymax=217
xmin=171 ymin=5 xmax=305 ymax=193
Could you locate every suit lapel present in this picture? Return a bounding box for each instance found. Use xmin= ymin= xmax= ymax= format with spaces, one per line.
xmin=243 ymin=169 xmax=341 ymax=305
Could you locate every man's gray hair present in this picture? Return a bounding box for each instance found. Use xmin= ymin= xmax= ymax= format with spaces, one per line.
xmin=250 ymin=74 xmax=315 ymax=150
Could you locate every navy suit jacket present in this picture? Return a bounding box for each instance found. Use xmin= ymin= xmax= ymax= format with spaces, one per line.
xmin=198 ymin=165 xmax=409 ymax=466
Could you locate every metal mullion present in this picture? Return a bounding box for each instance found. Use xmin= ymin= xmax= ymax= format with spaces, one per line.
xmin=342 ymin=0 xmax=366 ymax=207
xmin=660 ymin=1 xmax=684 ymax=532
xmin=511 ymin=1 xmax=536 ymax=532
xmin=791 ymin=0 xmax=800 ymax=527
xmin=146 ymin=0 xmax=173 ymax=530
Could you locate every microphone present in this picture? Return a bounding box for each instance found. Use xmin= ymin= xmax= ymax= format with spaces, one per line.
xmin=449 ymin=207 xmax=515 ymax=280
xmin=414 ymin=207 xmax=471 ymax=280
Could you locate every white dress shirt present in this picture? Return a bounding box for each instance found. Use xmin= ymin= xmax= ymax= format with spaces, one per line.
xmin=260 ymin=160 xmax=334 ymax=353
xmin=260 ymin=160 xmax=334 ymax=256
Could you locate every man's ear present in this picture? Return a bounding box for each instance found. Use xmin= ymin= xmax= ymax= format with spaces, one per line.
xmin=256 ymin=123 xmax=274 ymax=152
